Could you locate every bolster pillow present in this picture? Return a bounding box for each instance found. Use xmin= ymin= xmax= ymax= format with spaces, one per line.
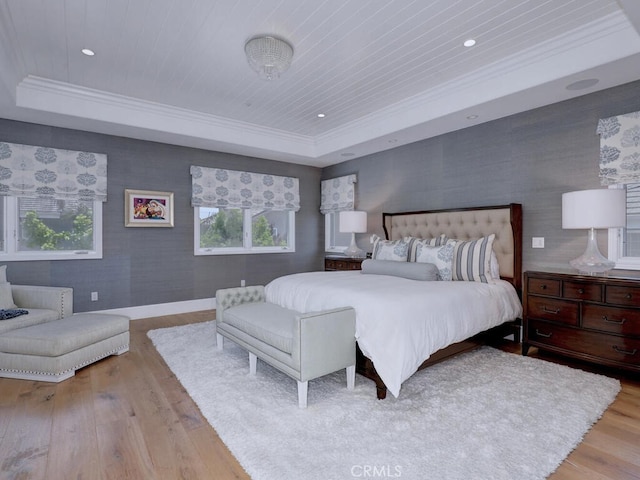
xmin=360 ymin=259 xmax=439 ymax=281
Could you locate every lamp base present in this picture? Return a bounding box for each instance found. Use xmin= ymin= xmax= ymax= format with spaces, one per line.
xmin=343 ymin=233 xmax=366 ymax=258
xmin=569 ymin=228 xmax=615 ymax=275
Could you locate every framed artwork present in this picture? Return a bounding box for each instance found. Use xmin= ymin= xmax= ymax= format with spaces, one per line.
xmin=124 ymin=189 xmax=174 ymax=227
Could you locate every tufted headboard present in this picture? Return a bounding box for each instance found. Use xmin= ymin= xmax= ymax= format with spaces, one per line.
xmin=383 ymin=204 xmax=523 ymax=293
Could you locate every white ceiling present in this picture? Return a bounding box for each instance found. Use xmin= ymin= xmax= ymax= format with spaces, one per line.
xmin=1 ymin=0 xmax=640 ymax=168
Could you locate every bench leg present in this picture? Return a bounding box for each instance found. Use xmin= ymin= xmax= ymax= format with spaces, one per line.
xmin=297 ymin=380 xmax=308 ymax=408
xmin=216 ymin=333 xmax=223 ymax=351
xmin=249 ymin=352 xmax=257 ymax=375
xmin=346 ymin=365 xmax=355 ymax=390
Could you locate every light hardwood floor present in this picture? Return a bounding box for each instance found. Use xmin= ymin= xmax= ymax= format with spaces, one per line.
xmin=0 ymin=312 xmax=638 ymax=480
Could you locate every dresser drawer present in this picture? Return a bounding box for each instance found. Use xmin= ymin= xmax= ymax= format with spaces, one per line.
xmin=325 ymin=258 xmax=363 ymax=271
xmin=526 ymin=296 xmax=578 ymax=325
xmin=563 ymin=281 xmax=602 ymax=302
xmin=527 ymin=320 xmax=640 ymax=366
xmin=606 ymin=285 xmax=640 ymax=307
xmin=527 ymin=277 xmax=560 ymax=297
xmin=582 ymin=303 xmax=640 ymax=336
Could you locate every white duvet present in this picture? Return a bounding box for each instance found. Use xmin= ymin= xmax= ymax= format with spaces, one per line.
xmin=265 ymin=271 xmax=523 ymax=398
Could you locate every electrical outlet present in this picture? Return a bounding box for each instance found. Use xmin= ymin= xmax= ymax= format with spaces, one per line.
xmin=91 ymin=291 xmax=98 ymax=301
xmin=532 ymin=237 xmax=545 ymax=249
xmin=240 ymin=279 xmax=246 ymax=287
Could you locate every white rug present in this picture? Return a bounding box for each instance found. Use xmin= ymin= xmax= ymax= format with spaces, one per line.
xmin=148 ymin=321 xmax=621 ymax=480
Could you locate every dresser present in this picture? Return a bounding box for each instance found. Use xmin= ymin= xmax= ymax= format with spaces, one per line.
xmin=324 ymin=256 xmax=364 ymax=271
xmin=522 ymin=270 xmax=640 ymax=372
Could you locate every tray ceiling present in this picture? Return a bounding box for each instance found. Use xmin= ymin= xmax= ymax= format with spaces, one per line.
xmin=1 ymin=0 xmax=640 ymax=167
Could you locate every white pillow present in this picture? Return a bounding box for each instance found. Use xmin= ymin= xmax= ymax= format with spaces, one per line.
xmin=451 ymin=234 xmax=496 ymax=283
xmin=0 ymin=283 xmax=16 ymax=309
xmin=371 ymin=235 xmax=410 ymax=262
xmin=414 ymin=243 xmax=455 ymax=281
xmin=361 ymin=259 xmax=439 ymax=281
xmin=490 ymin=251 xmax=500 ymax=279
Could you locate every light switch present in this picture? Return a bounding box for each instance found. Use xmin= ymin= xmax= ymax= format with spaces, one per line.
xmin=532 ymin=237 xmax=545 ymax=248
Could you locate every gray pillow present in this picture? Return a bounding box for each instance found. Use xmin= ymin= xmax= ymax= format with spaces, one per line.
xmin=360 ymin=259 xmax=439 ymax=281
xmin=0 ymin=283 xmax=16 ymax=309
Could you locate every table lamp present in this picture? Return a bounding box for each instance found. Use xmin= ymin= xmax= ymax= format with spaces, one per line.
xmin=562 ymin=188 xmax=626 ymax=274
xmin=339 ymin=210 xmax=367 ymax=258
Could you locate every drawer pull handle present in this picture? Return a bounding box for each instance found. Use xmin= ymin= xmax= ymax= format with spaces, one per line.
xmin=626 ymin=293 xmax=632 ymax=300
xmin=578 ymin=288 xmax=584 ymax=294
xmin=542 ymin=306 xmax=560 ymax=314
xmin=540 ymin=284 xmax=547 ymax=290
xmin=602 ymin=316 xmax=626 ymax=325
xmin=612 ymin=346 xmax=637 ymax=356
xmin=535 ymin=329 xmax=553 ymax=338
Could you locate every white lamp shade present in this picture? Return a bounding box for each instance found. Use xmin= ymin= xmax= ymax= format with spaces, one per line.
xmin=339 ymin=210 xmax=367 ymax=233
xmin=562 ymin=189 xmax=626 ymax=229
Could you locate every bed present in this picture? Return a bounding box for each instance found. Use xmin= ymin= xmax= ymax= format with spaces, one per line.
xmin=265 ymin=203 xmax=523 ymax=399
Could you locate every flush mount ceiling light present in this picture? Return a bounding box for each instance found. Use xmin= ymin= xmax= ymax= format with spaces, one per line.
xmin=245 ymin=35 xmax=294 ymax=80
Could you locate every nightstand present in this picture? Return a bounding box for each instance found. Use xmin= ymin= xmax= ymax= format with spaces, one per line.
xmin=324 ymin=256 xmax=364 ymax=271
xmin=522 ymin=270 xmax=640 ymax=372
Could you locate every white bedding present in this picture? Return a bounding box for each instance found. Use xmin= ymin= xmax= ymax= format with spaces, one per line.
xmin=265 ymin=271 xmax=523 ymax=398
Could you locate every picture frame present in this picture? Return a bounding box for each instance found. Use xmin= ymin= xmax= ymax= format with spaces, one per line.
xmin=124 ymin=189 xmax=174 ymax=227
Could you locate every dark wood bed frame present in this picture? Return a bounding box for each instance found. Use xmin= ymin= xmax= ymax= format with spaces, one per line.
xmin=356 ymin=203 xmax=523 ymax=399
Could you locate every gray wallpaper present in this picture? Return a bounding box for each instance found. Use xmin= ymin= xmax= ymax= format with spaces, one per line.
xmin=2 ymin=79 xmax=639 ymax=312
xmin=322 ymin=80 xmax=640 ymax=275
xmin=0 ymin=120 xmax=323 ymax=312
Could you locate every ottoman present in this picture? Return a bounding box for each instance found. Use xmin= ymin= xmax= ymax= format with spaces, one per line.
xmin=0 ymin=313 xmax=130 ymax=382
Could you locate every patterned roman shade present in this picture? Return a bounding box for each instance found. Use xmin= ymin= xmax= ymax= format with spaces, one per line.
xmin=0 ymin=142 xmax=107 ymax=201
xmin=190 ymin=166 xmax=300 ymax=211
xmin=320 ymin=174 xmax=356 ymax=214
xmin=597 ymin=110 xmax=640 ymax=185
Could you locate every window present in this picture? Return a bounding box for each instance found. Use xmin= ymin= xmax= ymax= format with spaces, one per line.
xmin=0 ymin=196 xmax=102 ymax=261
xmin=325 ymin=211 xmax=351 ymax=253
xmin=608 ymin=183 xmax=640 ymax=270
xmin=195 ymin=207 xmax=295 ymax=255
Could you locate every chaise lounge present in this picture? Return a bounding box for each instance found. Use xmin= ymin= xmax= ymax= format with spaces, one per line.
xmin=0 ymin=282 xmax=130 ymax=382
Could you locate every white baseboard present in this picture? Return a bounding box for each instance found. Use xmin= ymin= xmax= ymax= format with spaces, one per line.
xmin=89 ymin=297 xmax=217 ymax=320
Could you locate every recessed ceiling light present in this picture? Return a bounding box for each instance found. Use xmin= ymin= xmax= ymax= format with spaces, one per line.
xmin=466 ymin=114 xmax=478 ymax=120
xmin=566 ymin=78 xmax=599 ymax=91
xmin=388 ymin=139 xmax=398 ymax=144
xmin=341 ymin=152 xmax=355 ymax=157
xmin=81 ymin=48 xmax=95 ymax=56
xmin=317 ymin=113 xmax=326 ymax=118
xmin=463 ymin=39 xmax=476 ymax=48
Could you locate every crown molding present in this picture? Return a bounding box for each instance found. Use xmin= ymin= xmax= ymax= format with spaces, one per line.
xmin=12 ymin=11 xmax=640 ymax=167
xmin=16 ymin=75 xmax=317 ymax=158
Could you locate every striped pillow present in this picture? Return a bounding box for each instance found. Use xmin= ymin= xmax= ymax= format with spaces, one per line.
xmin=451 ymin=234 xmax=496 ymax=283
xmin=405 ymin=234 xmax=448 ymax=262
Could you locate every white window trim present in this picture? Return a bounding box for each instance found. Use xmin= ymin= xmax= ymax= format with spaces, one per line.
xmin=325 ymin=212 xmax=350 ymax=253
xmin=194 ymin=208 xmax=295 ymax=256
xmin=608 ymin=227 xmax=640 ymax=270
xmin=608 ymin=184 xmax=640 ymax=270
xmin=1 ymin=197 xmax=103 ymax=261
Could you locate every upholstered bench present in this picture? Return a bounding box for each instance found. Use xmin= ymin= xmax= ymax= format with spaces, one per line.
xmin=215 ymin=285 xmax=356 ymax=408
xmin=0 ymin=313 xmax=130 ymax=382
